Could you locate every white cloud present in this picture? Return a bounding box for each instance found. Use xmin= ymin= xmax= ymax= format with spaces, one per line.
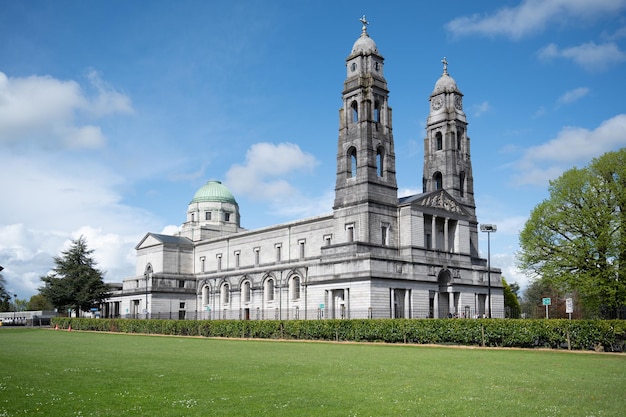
xmin=495 ymin=252 xmax=532 ymax=292
xmin=0 ymin=153 xmax=161 ymax=299
xmin=85 ymin=69 xmax=133 ymax=117
xmin=0 ymin=71 xmax=132 ymax=149
xmin=225 ymin=142 xmax=328 ymax=224
xmin=557 ymin=87 xmax=589 ymax=104
xmin=398 ymin=187 xmax=422 ymax=198
xmin=602 ymin=25 xmax=626 ymax=41
xmin=446 ymin=0 xmax=626 ymax=39
xmin=472 ymin=101 xmax=490 ymax=117
xmin=538 ymin=42 xmax=626 ymax=71
xmin=512 ymin=114 xmax=626 ymax=185
xmin=225 ymin=142 xmax=319 ymax=202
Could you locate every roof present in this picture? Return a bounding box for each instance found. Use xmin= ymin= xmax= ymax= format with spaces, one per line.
xmin=432 ymin=72 xmax=461 ymax=95
xmin=190 ymin=180 xmax=237 ymax=204
xmin=350 ymin=16 xmax=379 ymax=56
xmin=431 ymin=58 xmax=462 ymax=96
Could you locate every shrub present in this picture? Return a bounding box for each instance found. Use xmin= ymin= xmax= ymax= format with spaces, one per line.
xmin=50 ymin=318 xmax=625 ymax=352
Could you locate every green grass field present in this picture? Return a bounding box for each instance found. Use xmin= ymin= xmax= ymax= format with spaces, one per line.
xmin=1 ymin=328 xmax=624 ymax=416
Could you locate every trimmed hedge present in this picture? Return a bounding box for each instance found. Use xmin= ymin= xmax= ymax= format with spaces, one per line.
xmin=50 ymin=317 xmax=626 ymax=352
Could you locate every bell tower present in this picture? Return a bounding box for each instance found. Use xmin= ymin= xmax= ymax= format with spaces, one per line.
xmin=333 ymin=17 xmax=398 ymax=246
xmin=423 ymin=58 xmax=478 ymax=256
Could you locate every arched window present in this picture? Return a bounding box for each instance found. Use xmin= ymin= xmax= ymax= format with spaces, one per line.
xmin=351 ymin=101 xmax=358 ymax=123
xmin=221 ymin=283 xmax=229 ymax=304
xmin=457 ymin=128 xmax=463 ymax=150
xmin=422 ymin=177 xmax=427 ymax=193
xmin=434 ymin=172 xmax=443 ymax=190
xmin=376 ymin=147 xmax=384 ymax=177
xmin=202 ymin=285 xmax=210 ymax=306
xmin=435 ymin=132 xmax=443 ymax=151
xmin=242 ymin=281 xmax=251 ymax=303
xmin=265 ymin=279 xmax=274 ymax=302
xmin=374 ymin=101 xmax=380 ymax=123
xmin=460 ymin=171 xmax=466 ymax=197
xmin=290 ymin=276 xmax=301 ymax=300
xmin=348 ymin=147 xmax=357 ymax=178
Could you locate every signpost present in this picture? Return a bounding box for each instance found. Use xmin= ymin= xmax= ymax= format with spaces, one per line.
xmin=542 ymin=297 xmax=551 ymax=319
xmin=565 ymin=298 xmax=573 ymax=319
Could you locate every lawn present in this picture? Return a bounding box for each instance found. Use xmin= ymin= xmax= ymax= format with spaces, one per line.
xmin=0 ymin=328 xmax=624 ymax=416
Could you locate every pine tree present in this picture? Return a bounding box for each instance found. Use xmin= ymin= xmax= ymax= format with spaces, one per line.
xmin=0 ymin=268 xmax=10 ymax=312
xmin=40 ymin=236 xmax=110 ymax=315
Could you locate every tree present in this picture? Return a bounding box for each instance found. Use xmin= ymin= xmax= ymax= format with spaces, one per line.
xmin=27 ymin=294 xmax=54 ymax=311
xmin=502 ymin=277 xmax=520 ymax=318
xmin=0 ymin=269 xmax=10 ymax=312
xmin=39 ymin=236 xmax=110 ymax=315
xmin=518 ymin=149 xmax=626 ymax=318
xmin=520 ymin=279 xmax=560 ymax=318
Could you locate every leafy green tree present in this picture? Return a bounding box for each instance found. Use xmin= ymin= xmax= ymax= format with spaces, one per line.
xmin=502 ymin=277 xmax=520 ymax=318
xmin=520 ymin=279 xmax=557 ymax=318
xmin=27 ymin=294 xmax=54 ymax=311
xmin=39 ymin=236 xmax=110 ymax=316
xmin=518 ymin=149 xmax=626 ymax=318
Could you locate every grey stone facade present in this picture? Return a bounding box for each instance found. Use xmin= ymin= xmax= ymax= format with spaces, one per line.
xmin=103 ymin=21 xmax=503 ymax=321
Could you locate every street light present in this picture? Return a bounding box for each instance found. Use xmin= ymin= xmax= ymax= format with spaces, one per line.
xmin=13 ymin=293 xmax=17 ymax=323
xmin=480 ymin=224 xmax=497 ymax=318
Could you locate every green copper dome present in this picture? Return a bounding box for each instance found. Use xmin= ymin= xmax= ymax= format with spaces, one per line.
xmin=190 ymin=181 xmax=237 ymax=204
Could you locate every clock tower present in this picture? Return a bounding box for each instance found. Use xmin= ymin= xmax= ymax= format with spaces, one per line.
xmin=423 ymin=58 xmax=479 ymax=256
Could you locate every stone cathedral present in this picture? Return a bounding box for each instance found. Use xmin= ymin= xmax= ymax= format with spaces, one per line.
xmin=105 ymin=19 xmax=503 ymax=321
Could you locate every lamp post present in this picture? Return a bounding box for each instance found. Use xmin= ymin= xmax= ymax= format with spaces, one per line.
xmin=480 ymin=224 xmax=497 ymax=318
xmin=13 ymin=293 xmax=17 ymax=323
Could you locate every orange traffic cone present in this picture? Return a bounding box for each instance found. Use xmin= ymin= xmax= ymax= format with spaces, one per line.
xmin=68 ymin=325 xmax=72 ymax=332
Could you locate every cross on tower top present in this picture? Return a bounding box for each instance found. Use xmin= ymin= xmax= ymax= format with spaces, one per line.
xmin=441 ymin=57 xmax=448 ymax=75
xmin=360 ymin=15 xmax=369 ymax=33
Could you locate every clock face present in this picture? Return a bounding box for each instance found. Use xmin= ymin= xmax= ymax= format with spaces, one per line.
xmin=454 ymin=95 xmax=463 ymax=110
xmin=431 ymin=96 xmax=443 ymax=110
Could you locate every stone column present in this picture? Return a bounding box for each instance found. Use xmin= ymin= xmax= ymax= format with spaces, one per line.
xmin=432 ymin=216 xmax=437 ymax=250
xmin=449 ymin=290 xmax=455 ymax=316
xmin=405 ymin=289 xmax=411 ymax=319
xmin=444 ymin=218 xmax=449 ymax=252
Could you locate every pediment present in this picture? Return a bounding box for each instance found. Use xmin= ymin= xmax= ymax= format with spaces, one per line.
xmin=410 ymin=190 xmax=468 ymax=216
xmin=135 ymin=232 xmax=193 ymax=250
xmin=136 ymin=233 xmax=161 ymax=250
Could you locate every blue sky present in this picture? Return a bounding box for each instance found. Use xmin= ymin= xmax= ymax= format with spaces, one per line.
xmin=1 ymin=0 xmax=626 ymax=301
